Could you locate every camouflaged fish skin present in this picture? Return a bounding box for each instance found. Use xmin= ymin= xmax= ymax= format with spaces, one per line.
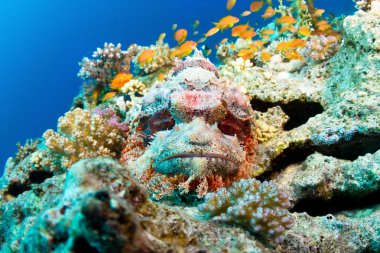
xmin=121 ymin=51 xmax=258 ymax=199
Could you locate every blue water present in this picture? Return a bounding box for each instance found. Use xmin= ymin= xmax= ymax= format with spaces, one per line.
xmin=0 ymin=0 xmax=356 ymax=175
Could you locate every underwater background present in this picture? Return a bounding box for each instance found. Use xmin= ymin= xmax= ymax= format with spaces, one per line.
xmin=0 ymin=0 xmax=356 ymax=175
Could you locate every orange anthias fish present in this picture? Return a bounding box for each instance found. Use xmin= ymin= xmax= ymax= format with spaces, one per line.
xmin=289 ymin=39 xmax=306 ymax=48
xmin=253 ymin=40 xmax=266 ymax=48
xmin=220 ymin=38 xmax=228 ymax=44
xmin=250 ymin=1 xmax=264 ymax=12
xmin=174 ymin=29 xmax=188 ymax=44
xmin=240 ymin=30 xmax=256 ymax=39
xmin=276 ymin=41 xmax=291 ymax=51
xmin=226 ymin=0 xmax=236 ymax=11
xmin=241 ymin=10 xmax=252 ymax=17
xmin=261 ymin=29 xmax=275 ymax=35
xmin=110 ymin=72 xmax=133 ymax=90
xmin=170 ymin=41 xmax=197 ymax=58
xmin=238 ymin=48 xmax=254 ymax=60
xmin=137 ymin=49 xmax=155 ymax=66
xmin=204 ymin=27 xmax=220 ymax=37
xmin=285 ymin=50 xmax=303 ymax=60
xmin=276 ymin=15 xmax=297 ymax=25
xmin=298 ymin=26 xmax=311 ymax=37
xmin=313 ymin=9 xmax=325 ymax=17
xmin=102 ymin=92 xmax=117 ymax=102
xmin=261 ymin=51 xmax=271 ymax=62
xmin=262 ymin=6 xmax=275 ymax=19
xmin=214 ymin=15 xmax=239 ymax=30
xmin=231 ymin=24 xmax=250 ymax=37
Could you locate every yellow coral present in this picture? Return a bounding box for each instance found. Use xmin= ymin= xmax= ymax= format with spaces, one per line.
xmin=43 ymin=108 xmax=127 ymax=169
xmin=121 ymin=79 xmax=146 ymax=95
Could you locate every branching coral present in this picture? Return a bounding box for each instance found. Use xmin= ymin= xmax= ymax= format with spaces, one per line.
xmin=133 ymin=38 xmax=173 ymax=75
xmin=42 ymin=108 xmax=128 ymax=169
xmin=78 ymin=42 xmax=130 ymax=85
xmin=121 ymin=79 xmax=146 ymax=95
xmin=353 ymin=0 xmax=374 ymax=10
xmin=198 ymin=178 xmax=293 ymax=244
xmin=15 ymin=139 xmax=40 ymax=163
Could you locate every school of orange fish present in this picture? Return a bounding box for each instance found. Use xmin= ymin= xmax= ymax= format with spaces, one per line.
xmin=100 ymin=0 xmax=341 ymax=102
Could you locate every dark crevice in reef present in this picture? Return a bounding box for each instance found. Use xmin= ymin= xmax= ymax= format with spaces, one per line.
xmin=4 ymin=170 xmax=54 ymax=198
xmin=291 ymin=188 xmax=380 ymax=216
xmin=29 ymin=170 xmax=54 ymax=184
xmin=250 ymin=99 xmax=324 ymax=130
xmin=5 ymin=182 xmax=31 ymax=198
xmin=72 ymin=237 xmax=99 ymax=253
xmin=260 ymin=132 xmax=380 ymax=180
xmin=314 ymin=132 xmax=380 ymax=160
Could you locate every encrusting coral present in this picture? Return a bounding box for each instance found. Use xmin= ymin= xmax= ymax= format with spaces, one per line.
xmin=42 ymin=108 xmax=128 ymax=169
xmin=198 ymin=178 xmax=293 ymax=244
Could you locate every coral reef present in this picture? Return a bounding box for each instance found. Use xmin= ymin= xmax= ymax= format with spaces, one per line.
xmin=42 ymin=108 xmax=128 ymax=170
xmin=199 ymin=178 xmax=293 ymax=244
xmin=133 ymin=37 xmax=174 ymax=75
xmin=2 ymin=1 xmax=380 ymax=252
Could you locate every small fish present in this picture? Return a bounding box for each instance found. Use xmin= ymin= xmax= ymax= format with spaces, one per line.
xmin=226 ymin=0 xmax=236 ymax=11
xmin=253 ymin=40 xmax=265 ymax=48
xmin=249 ymin=44 xmax=258 ymax=52
xmin=316 ymin=20 xmax=328 ymax=27
xmin=172 ymin=24 xmax=178 ymax=30
xmin=238 ymin=48 xmax=254 ymax=60
xmin=192 ymin=19 xmax=200 ymax=29
xmin=174 ymin=29 xmax=188 ymax=44
xmin=313 ymin=9 xmax=325 ymax=17
xmin=137 ymin=49 xmax=155 ymax=65
xmin=250 ymin=1 xmax=264 ymax=12
xmin=170 ymin=41 xmax=197 ymax=58
xmin=285 ymin=50 xmax=302 ymax=60
xmin=261 ymin=29 xmax=274 ymax=35
xmin=262 ymin=6 xmax=275 ymax=19
xmin=279 ymin=25 xmax=296 ymax=33
xmin=197 ymin=37 xmax=207 ymax=43
xmin=240 ymin=29 xmax=256 ymax=39
xmin=220 ymin=38 xmax=228 ymax=44
xmin=276 ymin=41 xmax=290 ymax=51
xmin=204 ymin=27 xmax=220 ymax=37
xmin=276 ymin=15 xmax=296 ymax=25
xmin=193 ymin=31 xmax=199 ymax=35
xmin=298 ymin=26 xmax=311 ymax=37
xmin=110 ymin=72 xmax=133 ymax=90
xmin=214 ymin=15 xmax=239 ymax=30
xmin=289 ymin=39 xmax=306 ymax=48
xmin=318 ymin=23 xmax=331 ymax=31
xmin=91 ymin=85 xmax=102 ymax=101
xmin=102 ymin=92 xmax=117 ymax=102
xmin=158 ymin=32 xmax=166 ymax=41
xmin=241 ymin=10 xmax=252 ymax=17
xmin=231 ymin=23 xmax=250 ymax=37
xmin=157 ymin=73 xmax=166 ymax=81
xmin=261 ymin=51 xmax=271 ymax=62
